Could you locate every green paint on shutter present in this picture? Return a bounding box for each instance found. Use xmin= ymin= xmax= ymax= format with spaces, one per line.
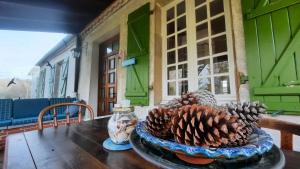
xmin=242 ymin=0 xmax=300 ymax=113
xmin=125 ymin=3 xmax=150 ymax=106
xmin=38 ymin=69 xmax=46 ymax=98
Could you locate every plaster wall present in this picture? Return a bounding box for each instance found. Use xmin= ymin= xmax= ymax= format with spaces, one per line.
xmin=78 ymin=0 xmax=250 ymax=119
xmin=39 ymin=42 xmax=77 ymax=98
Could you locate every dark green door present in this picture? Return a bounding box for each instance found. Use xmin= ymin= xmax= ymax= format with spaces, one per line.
xmin=125 ymin=3 xmax=150 ymax=105
xmin=242 ymin=0 xmax=300 ymax=113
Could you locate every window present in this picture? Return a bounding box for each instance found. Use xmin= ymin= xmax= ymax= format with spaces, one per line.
xmin=163 ymin=0 xmax=236 ymax=101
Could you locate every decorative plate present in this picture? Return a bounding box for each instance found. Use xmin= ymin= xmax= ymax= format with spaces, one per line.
xmin=135 ymin=122 xmax=273 ymax=159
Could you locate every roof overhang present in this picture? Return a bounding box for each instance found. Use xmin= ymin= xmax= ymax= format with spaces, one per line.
xmin=0 ymin=0 xmax=115 ymax=33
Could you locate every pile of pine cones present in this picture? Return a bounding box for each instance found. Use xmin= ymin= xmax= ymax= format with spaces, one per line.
xmin=145 ymin=90 xmax=267 ymax=148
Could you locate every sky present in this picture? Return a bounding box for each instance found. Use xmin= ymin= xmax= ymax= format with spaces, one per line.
xmin=0 ymin=30 xmax=67 ymax=79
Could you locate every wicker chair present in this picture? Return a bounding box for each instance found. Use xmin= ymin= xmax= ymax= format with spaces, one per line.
xmin=38 ymin=102 xmax=94 ymax=130
xmin=259 ymin=117 xmax=300 ymax=150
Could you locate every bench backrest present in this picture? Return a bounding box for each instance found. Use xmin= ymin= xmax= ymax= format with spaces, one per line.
xmin=49 ymin=98 xmax=76 ymax=115
xmin=0 ymin=99 xmax=13 ymax=120
xmin=13 ymin=99 xmax=49 ymax=119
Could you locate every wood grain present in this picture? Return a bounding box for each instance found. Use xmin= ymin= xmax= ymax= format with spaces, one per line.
xmin=259 ymin=117 xmax=300 ymax=150
xmin=4 ymin=118 xmax=157 ymax=169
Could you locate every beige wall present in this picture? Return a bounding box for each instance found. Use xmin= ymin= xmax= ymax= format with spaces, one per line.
xmin=230 ymin=0 xmax=250 ymax=102
xmin=39 ymin=41 xmax=77 ymax=98
xmin=78 ymin=0 xmax=250 ymax=119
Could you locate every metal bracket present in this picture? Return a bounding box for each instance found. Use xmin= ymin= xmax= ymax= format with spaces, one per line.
xmin=239 ymin=73 xmax=249 ymax=84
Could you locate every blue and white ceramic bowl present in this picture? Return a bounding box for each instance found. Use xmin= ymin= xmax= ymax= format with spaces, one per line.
xmin=135 ymin=122 xmax=273 ymax=159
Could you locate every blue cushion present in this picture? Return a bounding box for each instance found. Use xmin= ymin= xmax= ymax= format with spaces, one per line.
xmin=13 ymin=99 xmax=49 ymax=119
xmin=12 ymin=117 xmax=38 ymax=125
xmin=49 ymin=98 xmax=76 ymax=115
xmin=68 ymin=105 xmax=79 ymax=117
xmin=43 ymin=115 xmax=53 ymax=121
xmin=0 ymin=99 xmax=13 ymax=121
xmin=0 ymin=119 xmax=12 ymax=127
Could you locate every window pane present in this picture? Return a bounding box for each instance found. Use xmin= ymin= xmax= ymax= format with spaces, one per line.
xmin=109 ymin=59 xmax=115 ymax=70
xmin=177 ymin=1 xmax=186 ymax=16
xmin=213 ymin=55 xmax=229 ymax=73
xmin=195 ymin=6 xmax=207 ymax=23
xmin=214 ymin=76 xmax=230 ymax=94
xmin=109 ymin=87 xmax=114 ymax=98
xmin=179 ymin=80 xmax=188 ymax=95
xmin=198 ymin=77 xmax=211 ymax=91
xmin=177 ymin=31 xmax=187 ymax=46
xmin=212 ymin=35 xmax=227 ymax=54
xmin=167 ymin=51 xmax=176 ymax=65
xmin=178 ymin=64 xmax=188 ymax=78
xmin=168 ymin=66 xmax=176 ymax=80
xmin=167 ymin=22 xmax=175 ymax=35
xmin=197 ymin=40 xmax=209 ymax=58
xmin=168 ymin=82 xmax=176 ymax=96
xmin=177 ymin=16 xmax=186 ymax=31
xmin=210 ymin=0 xmax=224 ymax=17
xmin=195 ymin=0 xmax=205 ymax=7
xmin=167 ymin=7 xmax=175 ymax=21
xmin=196 ymin=23 xmax=208 ymax=40
xmin=101 ymin=88 xmax=105 ymax=99
xmin=198 ymin=59 xmax=210 ymax=76
xmin=178 ymin=47 xmax=187 ymax=62
xmin=106 ymin=46 xmax=112 ymax=54
xmin=109 ymin=102 xmax=114 ymax=112
xmin=167 ymin=36 xmax=175 ymax=49
xmin=113 ymin=41 xmax=119 ymax=51
xmin=109 ymin=72 xmax=115 ymax=84
xmin=211 ymin=16 xmax=225 ymax=35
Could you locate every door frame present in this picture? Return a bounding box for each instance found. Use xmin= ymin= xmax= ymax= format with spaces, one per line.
xmin=97 ymin=35 xmax=119 ymax=116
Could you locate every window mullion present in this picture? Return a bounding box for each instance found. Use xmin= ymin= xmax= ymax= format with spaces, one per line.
xmin=186 ymin=0 xmax=198 ymax=92
xmin=207 ymin=0 xmax=215 ymax=95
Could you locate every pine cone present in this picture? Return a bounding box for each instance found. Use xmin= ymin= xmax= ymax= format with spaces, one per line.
xmin=171 ymin=105 xmax=241 ymax=147
xmin=145 ymin=108 xmax=174 ymax=139
xmin=226 ymin=102 xmax=267 ymax=146
xmin=165 ymin=90 xmax=217 ymax=110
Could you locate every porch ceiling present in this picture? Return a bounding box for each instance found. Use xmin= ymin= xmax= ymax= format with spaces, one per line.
xmin=0 ymin=0 xmax=115 ymax=33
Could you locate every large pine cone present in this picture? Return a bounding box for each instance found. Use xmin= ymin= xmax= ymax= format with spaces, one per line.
xmin=171 ymin=105 xmax=241 ymax=147
xmin=145 ymin=108 xmax=174 ymax=139
xmin=165 ymin=90 xmax=217 ymax=110
xmin=225 ymin=102 xmax=267 ymax=146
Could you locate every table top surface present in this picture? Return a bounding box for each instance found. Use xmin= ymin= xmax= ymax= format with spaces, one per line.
xmin=3 ymin=118 xmax=300 ymax=169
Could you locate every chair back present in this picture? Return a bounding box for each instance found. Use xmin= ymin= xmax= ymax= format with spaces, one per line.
xmin=38 ymin=102 xmax=94 ymax=130
xmin=259 ymin=117 xmax=300 ymax=150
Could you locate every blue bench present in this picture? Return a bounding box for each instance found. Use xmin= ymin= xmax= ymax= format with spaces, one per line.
xmin=49 ymin=98 xmax=77 ymax=120
xmin=0 ymin=99 xmax=13 ymax=127
xmin=12 ymin=98 xmax=51 ymax=125
xmin=0 ymin=98 xmax=77 ymax=127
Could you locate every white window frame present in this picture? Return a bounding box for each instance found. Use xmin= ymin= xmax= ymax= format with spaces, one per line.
xmin=162 ymin=0 xmax=237 ymax=103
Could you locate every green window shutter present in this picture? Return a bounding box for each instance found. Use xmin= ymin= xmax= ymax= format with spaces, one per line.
xmin=59 ymin=58 xmax=69 ymax=97
xmin=38 ymin=69 xmax=46 ymax=98
xmin=125 ymin=3 xmax=150 ymax=106
xmin=242 ymin=0 xmax=300 ymax=113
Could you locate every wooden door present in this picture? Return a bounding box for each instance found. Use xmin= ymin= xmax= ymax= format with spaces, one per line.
xmin=98 ymin=36 xmax=119 ymax=116
xmin=242 ymin=0 xmax=300 ymax=113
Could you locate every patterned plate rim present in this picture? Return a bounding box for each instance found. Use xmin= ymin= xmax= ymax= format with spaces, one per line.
xmin=135 ymin=122 xmax=273 ymax=158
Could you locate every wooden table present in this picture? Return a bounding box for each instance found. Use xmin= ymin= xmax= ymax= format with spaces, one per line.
xmin=3 ymin=118 xmax=300 ymax=169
